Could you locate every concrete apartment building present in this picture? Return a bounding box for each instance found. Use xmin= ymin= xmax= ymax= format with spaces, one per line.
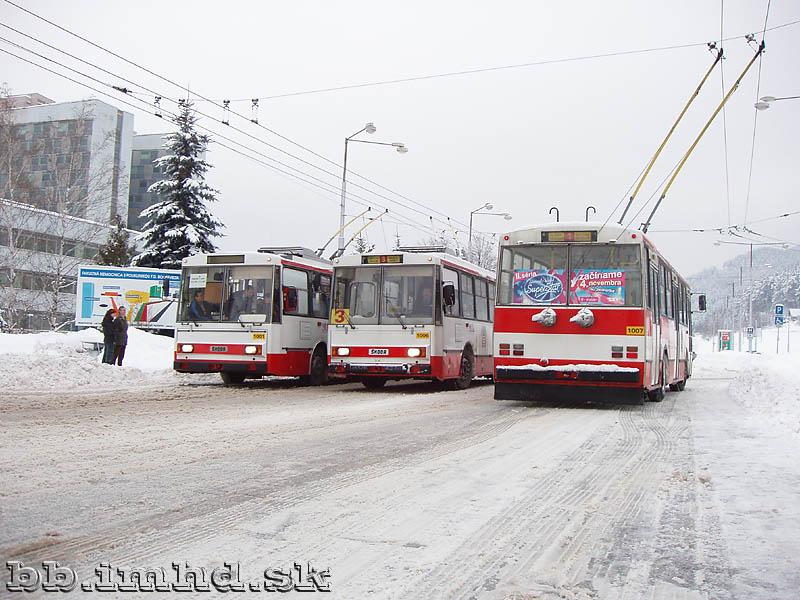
xmin=0 ymin=94 xmax=135 ymax=329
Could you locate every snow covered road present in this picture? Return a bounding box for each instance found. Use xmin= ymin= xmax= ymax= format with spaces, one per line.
xmin=2 ymin=369 xmax=799 ymax=599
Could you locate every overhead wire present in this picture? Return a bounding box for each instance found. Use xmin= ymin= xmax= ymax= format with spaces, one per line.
xmin=0 ymin=32 xmax=479 ymax=245
xmin=0 ymin=0 xmax=483 ymax=237
xmin=158 ymin=19 xmax=799 ymax=103
xmin=720 ymin=0 xmax=733 ymax=226
xmin=743 ymin=0 xmax=772 ymax=225
xmin=0 ymin=22 xmax=485 ymax=245
xmin=0 ymin=44 xmax=433 ymax=241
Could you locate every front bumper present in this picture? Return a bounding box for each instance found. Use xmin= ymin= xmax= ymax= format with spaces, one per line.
xmin=328 ymin=362 xmax=432 ymax=377
xmin=495 ymin=366 xmax=640 ymax=383
xmin=173 ymin=360 xmax=269 ymax=375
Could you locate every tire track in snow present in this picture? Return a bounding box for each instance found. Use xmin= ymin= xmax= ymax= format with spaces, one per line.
xmin=410 ymin=396 xmax=697 ymax=599
xmin=0 ymin=391 xmax=551 ymax=579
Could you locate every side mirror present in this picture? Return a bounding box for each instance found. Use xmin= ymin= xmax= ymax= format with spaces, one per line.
xmin=442 ymin=282 xmax=456 ymax=307
xmin=698 ymin=294 xmax=707 ymax=312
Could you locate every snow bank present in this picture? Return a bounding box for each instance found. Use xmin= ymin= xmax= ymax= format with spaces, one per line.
xmin=694 ymin=329 xmax=800 ymax=436
xmin=0 ymin=328 xmax=188 ymax=392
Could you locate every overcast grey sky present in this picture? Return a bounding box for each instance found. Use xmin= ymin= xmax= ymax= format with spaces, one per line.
xmin=2 ymin=0 xmax=798 ymax=275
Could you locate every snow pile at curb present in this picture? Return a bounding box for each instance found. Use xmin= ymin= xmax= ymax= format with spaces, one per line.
xmin=694 ymin=347 xmax=800 ymax=436
xmin=0 ymin=328 xmax=182 ymax=391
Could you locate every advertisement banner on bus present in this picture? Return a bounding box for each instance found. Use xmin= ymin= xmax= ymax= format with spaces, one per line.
xmin=512 ymin=269 xmax=567 ymax=304
xmin=570 ymin=269 xmax=626 ymax=306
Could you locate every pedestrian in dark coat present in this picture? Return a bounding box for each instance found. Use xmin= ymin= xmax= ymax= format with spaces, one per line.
xmin=112 ymin=306 xmax=129 ymax=366
xmin=101 ymin=308 xmax=116 ymax=364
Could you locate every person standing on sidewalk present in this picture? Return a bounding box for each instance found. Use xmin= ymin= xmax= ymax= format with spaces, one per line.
xmin=101 ymin=308 xmax=117 ymax=364
xmin=112 ymin=306 xmax=129 ymax=366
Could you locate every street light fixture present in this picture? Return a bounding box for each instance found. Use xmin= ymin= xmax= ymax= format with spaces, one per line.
xmin=338 ymin=123 xmax=407 ymax=252
xmin=469 ymin=204 xmax=511 ymax=257
xmin=754 ymin=94 xmax=800 ymax=110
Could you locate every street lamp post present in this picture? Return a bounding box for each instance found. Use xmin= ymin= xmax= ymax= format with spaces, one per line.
xmin=468 ymin=204 xmax=511 ymax=258
xmin=339 ymin=123 xmax=406 ymax=252
xmin=754 ymin=95 xmax=800 ymax=110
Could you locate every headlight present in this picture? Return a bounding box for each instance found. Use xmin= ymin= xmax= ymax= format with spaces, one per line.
xmin=407 ymin=347 xmax=421 ymax=358
xmin=244 ymin=345 xmax=258 ymax=355
xmin=180 ymin=344 xmax=194 ymax=353
xmin=336 ymin=347 xmax=350 ymax=356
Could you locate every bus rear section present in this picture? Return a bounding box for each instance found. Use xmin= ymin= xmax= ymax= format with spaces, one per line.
xmin=493 ymin=225 xmax=653 ymax=404
xmin=328 ymin=251 xmax=494 ymax=389
xmin=173 ymin=248 xmax=332 ymax=385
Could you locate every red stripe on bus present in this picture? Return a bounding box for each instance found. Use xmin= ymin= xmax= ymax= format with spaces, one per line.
xmin=494 ymin=306 xmax=645 ymax=335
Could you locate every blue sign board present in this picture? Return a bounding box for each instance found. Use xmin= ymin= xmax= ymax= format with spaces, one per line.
xmin=776 ymin=315 xmax=785 ymax=327
xmin=775 ymin=304 xmax=785 ymax=315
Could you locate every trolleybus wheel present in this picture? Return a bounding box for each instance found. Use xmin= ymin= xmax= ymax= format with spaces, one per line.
xmin=221 ymin=372 xmax=245 ymax=386
xmin=448 ymin=346 xmax=474 ymax=390
xmin=361 ymin=378 xmax=387 ymax=389
xmin=303 ymin=348 xmax=329 ymax=386
xmin=648 ymin=356 xmax=667 ymax=402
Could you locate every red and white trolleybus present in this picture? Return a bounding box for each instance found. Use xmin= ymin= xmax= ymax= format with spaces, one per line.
xmin=493 ymin=223 xmax=695 ymax=403
xmin=173 ymin=247 xmax=332 ymax=385
xmin=328 ymin=248 xmax=495 ymax=389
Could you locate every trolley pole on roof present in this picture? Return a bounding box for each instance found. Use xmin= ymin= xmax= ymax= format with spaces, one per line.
xmin=641 ymin=41 xmax=765 ymax=233
xmin=618 ymin=46 xmax=723 ymax=225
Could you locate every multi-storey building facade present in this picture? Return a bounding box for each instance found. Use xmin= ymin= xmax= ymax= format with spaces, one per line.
xmin=127 ymin=133 xmax=168 ymax=231
xmin=0 ymin=94 xmax=135 ymax=330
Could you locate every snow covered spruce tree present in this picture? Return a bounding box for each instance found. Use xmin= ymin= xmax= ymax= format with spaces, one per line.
xmin=133 ymin=101 xmax=223 ymax=269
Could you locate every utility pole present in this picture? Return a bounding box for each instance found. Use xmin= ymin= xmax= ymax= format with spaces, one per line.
xmin=748 ymin=244 xmax=754 ymax=352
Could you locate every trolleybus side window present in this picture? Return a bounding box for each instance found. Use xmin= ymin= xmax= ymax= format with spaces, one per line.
xmin=658 ymin=265 xmax=667 ymax=317
xmin=442 ymin=267 xmax=460 ymax=316
xmin=310 ymin=273 xmax=331 ymax=319
xmin=283 ymin=267 xmax=309 ymax=316
xmin=568 ymin=244 xmax=642 ymax=307
xmin=460 ymin=272 xmax=475 ymax=319
xmin=475 ymin=278 xmax=489 ymax=321
xmin=488 ymin=282 xmax=496 ymax=320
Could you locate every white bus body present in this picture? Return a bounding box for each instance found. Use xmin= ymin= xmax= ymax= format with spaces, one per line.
xmin=493 ymin=222 xmax=693 ymax=404
xmin=328 ymin=251 xmax=495 ymax=389
xmin=173 ymin=248 xmax=332 ymax=385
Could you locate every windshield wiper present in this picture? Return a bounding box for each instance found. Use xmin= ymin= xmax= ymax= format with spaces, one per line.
xmin=344 ymin=311 xmax=356 ymax=329
xmin=397 ymin=314 xmax=408 ymax=330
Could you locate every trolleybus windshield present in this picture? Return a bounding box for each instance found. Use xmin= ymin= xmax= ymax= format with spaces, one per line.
xmin=498 ymin=243 xmax=642 ymax=307
xmin=179 ymin=265 xmax=275 ymax=323
xmin=333 ymin=265 xmax=435 ymax=325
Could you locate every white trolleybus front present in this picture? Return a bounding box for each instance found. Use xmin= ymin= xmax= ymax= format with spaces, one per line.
xmin=174 ymin=247 xmax=332 ymax=385
xmin=493 ymin=223 xmax=694 ymax=404
xmin=328 ymin=248 xmax=495 ymax=389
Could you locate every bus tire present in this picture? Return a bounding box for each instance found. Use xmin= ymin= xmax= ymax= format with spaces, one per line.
xmin=221 ymin=372 xmax=245 ymax=386
xmin=304 ymin=347 xmax=329 ymax=386
xmin=361 ymin=378 xmax=387 ymax=389
xmin=648 ymin=355 xmax=667 ymax=402
xmin=448 ymin=346 xmax=474 ymax=390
